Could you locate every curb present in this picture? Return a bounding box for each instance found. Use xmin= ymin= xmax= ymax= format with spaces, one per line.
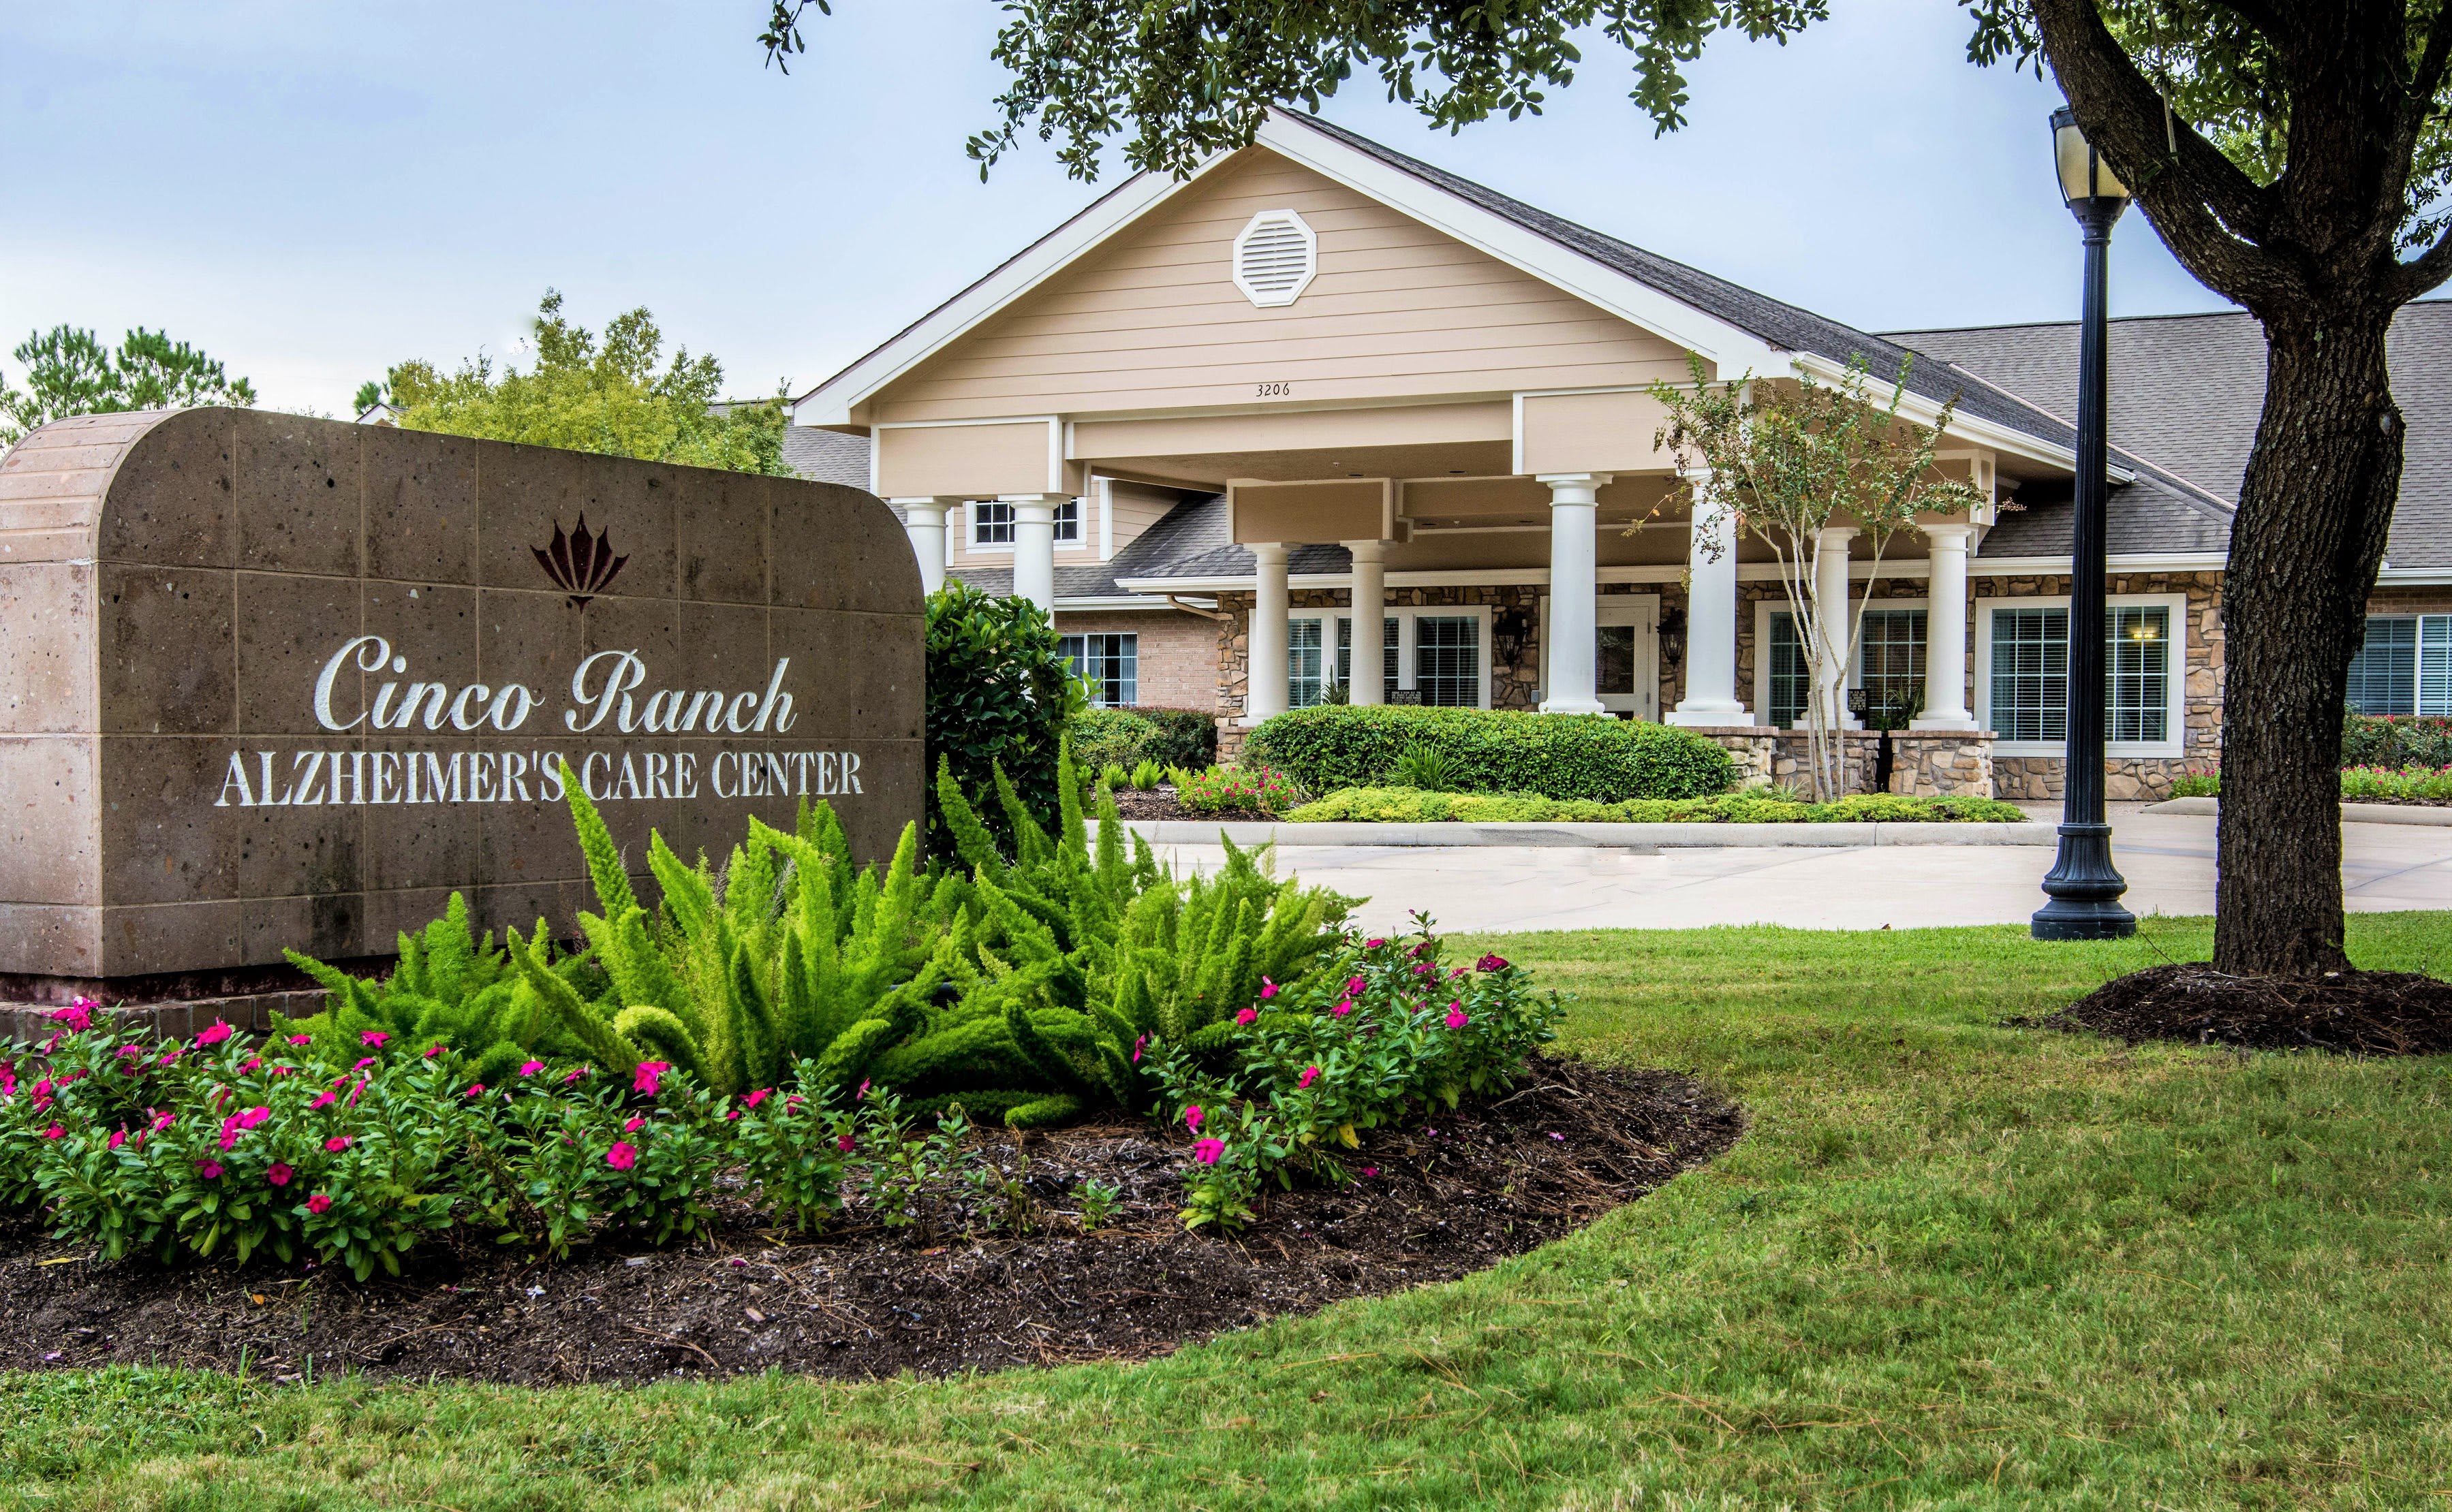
xmin=1126 ymin=819 xmax=2054 ymax=849
xmin=2142 ymin=796 xmax=2452 ymax=826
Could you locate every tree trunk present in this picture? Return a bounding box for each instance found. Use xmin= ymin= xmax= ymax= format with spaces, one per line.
xmin=2213 ymin=308 xmax=2403 ymax=977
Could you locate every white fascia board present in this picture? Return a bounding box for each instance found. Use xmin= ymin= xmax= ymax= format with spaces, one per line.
xmin=1966 ymin=552 xmax=2229 ymax=575
xmin=1114 ymin=565 xmax=1683 ymax=593
xmin=1256 ymin=112 xmax=1787 ymax=377
xmin=1054 ymin=595 xmax=1179 ymax=612
xmin=2379 ymin=566 xmax=2452 ymax=586
xmin=792 ymin=164 xmax=1222 ymax=426
xmin=1786 ymin=351 xmax=2110 ymax=479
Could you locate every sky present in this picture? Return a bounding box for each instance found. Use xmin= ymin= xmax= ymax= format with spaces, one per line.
xmin=0 ymin=1 xmax=2235 ymax=418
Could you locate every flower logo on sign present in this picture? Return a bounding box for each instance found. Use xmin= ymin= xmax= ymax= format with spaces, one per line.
xmin=532 ymin=515 xmax=627 ymax=608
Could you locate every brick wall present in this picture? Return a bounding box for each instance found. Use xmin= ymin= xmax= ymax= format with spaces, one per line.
xmin=1052 ymin=609 xmax=1222 ymax=712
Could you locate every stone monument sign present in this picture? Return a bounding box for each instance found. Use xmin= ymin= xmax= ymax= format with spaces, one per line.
xmin=0 ymin=408 xmax=922 ymax=1021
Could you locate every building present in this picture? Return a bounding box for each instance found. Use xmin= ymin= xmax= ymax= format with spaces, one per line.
xmin=786 ymin=109 xmax=2452 ymax=798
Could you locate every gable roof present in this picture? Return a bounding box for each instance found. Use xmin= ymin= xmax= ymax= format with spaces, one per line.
xmin=795 ymin=110 xmax=2078 ymax=467
xmin=1893 ymin=302 xmax=2452 ymax=571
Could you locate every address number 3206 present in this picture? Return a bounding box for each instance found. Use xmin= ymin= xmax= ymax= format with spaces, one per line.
xmin=1254 ymin=381 xmax=1292 ymax=398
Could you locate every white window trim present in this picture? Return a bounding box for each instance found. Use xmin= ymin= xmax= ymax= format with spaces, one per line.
xmin=962 ymin=497 xmax=1092 ymax=556
xmin=1536 ymin=593 xmax=1660 ymax=719
xmin=1750 ymin=597 xmax=1934 ymax=730
xmin=1060 ymin=631 xmax=1140 ymax=708
xmin=1974 ymin=591 xmax=2189 ymax=758
xmin=1287 ymin=604 xmax=1495 ymax=709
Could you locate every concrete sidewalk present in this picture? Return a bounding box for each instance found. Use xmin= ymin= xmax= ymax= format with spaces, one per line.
xmin=1141 ymin=804 xmax=2452 ymax=933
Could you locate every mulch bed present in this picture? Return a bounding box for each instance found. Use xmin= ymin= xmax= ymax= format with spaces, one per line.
xmin=1108 ymin=787 xmax=1275 ymax=823
xmin=2021 ymin=962 xmax=2452 ymax=1056
xmin=0 ymin=1056 xmax=1739 ymax=1386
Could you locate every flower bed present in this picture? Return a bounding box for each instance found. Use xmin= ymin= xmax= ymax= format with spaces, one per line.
xmin=2167 ymin=764 xmax=2452 ymax=805
xmin=1284 ymin=787 xmax=2031 ymax=824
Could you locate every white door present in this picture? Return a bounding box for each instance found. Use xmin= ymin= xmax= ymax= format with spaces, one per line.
xmin=1539 ymin=594 xmax=1659 ymax=719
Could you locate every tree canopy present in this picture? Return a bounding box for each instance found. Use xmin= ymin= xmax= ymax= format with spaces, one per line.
xmin=379 ymin=291 xmax=793 ymax=477
xmin=0 ymin=326 xmax=258 ymax=445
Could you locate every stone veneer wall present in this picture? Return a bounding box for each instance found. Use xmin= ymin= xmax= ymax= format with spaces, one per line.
xmin=1688 ymin=727 xmax=1994 ymax=798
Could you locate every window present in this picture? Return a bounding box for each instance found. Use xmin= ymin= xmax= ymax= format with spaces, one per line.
xmin=1288 ymin=619 xmax=1327 ymax=708
xmin=1334 ymin=616 xmax=1399 ymax=702
xmin=1981 ymin=599 xmax=2182 ymax=749
xmin=973 ymin=500 xmax=1014 ymax=546
xmin=2356 ymin=614 xmax=2452 ymax=714
xmin=1857 ymin=608 xmax=1927 ymax=720
xmin=1415 ymin=616 xmax=1482 ymax=707
xmin=1766 ymin=612 xmax=1810 ymax=728
xmin=1053 ymin=497 xmax=1081 ymax=544
xmin=1059 ymin=633 xmax=1136 ymax=707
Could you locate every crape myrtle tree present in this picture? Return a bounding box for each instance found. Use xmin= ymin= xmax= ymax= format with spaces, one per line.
xmin=766 ymin=0 xmax=2452 ymax=979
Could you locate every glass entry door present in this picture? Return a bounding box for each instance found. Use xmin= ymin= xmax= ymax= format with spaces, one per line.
xmin=1540 ymin=593 xmax=1659 ymax=719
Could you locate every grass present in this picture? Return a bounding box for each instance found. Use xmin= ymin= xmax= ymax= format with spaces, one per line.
xmin=8 ymin=913 xmax=2452 ymax=1509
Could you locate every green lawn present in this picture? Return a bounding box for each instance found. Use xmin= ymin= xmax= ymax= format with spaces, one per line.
xmin=9 ymin=913 xmax=2452 ymax=1510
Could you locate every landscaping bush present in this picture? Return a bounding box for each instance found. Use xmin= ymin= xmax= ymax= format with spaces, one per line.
xmin=1245 ymin=706 xmax=1735 ymax=802
xmin=1285 ymin=786 xmax=2030 ymax=823
xmin=1069 ymin=708 xmax=1158 ymax=774
xmin=2342 ymin=713 xmax=2452 ymax=770
xmin=926 ymin=580 xmax=1083 ymax=854
xmin=2169 ymin=770 xmax=2221 ymax=798
xmin=1130 ymin=707 xmax=1220 ymax=770
xmin=1171 ymin=763 xmax=1303 ymax=815
xmin=2150 ymin=764 xmax=2452 ymax=802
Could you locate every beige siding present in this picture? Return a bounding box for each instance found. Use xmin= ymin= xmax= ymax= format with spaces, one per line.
xmin=867 ymin=148 xmax=1691 ymax=424
xmin=1103 ymin=479 xmax=1184 ymax=558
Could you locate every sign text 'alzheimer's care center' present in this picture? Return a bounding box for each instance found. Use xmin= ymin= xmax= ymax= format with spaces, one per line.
xmin=212 ymin=635 xmax=864 ymax=809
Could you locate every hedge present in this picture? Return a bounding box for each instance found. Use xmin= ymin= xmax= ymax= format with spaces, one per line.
xmin=2343 ymin=713 xmax=2452 ymax=770
xmin=1245 ymin=706 xmax=1735 ymax=802
xmin=1286 ymin=786 xmax=2030 ymax=823
xmin=1068 ymin=706 xmax=1217 ymax=775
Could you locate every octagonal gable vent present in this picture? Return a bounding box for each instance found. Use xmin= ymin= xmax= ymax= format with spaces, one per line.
xmin=1232 ymin=209 xmax=1318 ymax=308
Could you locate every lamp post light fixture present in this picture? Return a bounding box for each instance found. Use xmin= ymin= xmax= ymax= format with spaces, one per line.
xmin=2034 ymin=106 xmax=2139 ymax=941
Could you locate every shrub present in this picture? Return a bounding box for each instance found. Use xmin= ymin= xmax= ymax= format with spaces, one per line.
xmin=927 ymin=580 xmax=1084 ymax=853
xmin=1130 ymin=707 xmax=1220 ymax=770
xmin=2342 ymin=714 xmax=2452 ymax=769
xmin=1246 ymin=706 xmax=1734 ymax=802
xmin=1386 ymin=743 xmax=1461 ymax=792
xmin=1284 ymin=786 xmax=2030 ymax=823
xmin=2340 ymin=763 xmax=2452 ymax=801
xmin=1173 ymin=763 xmax=1302 ymax=815
xmin=1130 ymin=758 xmax=1164 ymax=791
xmin=1070 ymin=708 xmax=1158 ymax=774
xmin=2169 ymin=770 xmax=2222 ymax=798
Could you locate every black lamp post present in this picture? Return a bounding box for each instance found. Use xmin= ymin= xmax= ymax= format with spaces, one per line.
xmin=2034 ymin=106 xmax=2138 ymax=941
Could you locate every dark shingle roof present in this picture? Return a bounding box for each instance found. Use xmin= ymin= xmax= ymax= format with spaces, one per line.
xmin=780 ymin=426 xmax=871 ymax=491
xmin=1893 ymin=301 xmax=2452 ymax=570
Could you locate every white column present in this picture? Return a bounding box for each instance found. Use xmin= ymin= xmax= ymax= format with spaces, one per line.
xmin=1344 ymin=539 xmax=1386 ymax=706
xmin=1815 ymin=526 xmax=1860 ymax=729
xmin=1537 ymin=473 xmax=1610 ymax=714
xmin=1666 ymin=475 xmax=1748 ymax=725
xmin=1002 ymin=492 xmax=1064 ymax=615
xmin=893 ymin=499 xmax=950 ymax=595
xmin=1245 ymin=542 xmax=1290 ymax=724
xmin=1912 ymin=522 xmax=1978 ymax=729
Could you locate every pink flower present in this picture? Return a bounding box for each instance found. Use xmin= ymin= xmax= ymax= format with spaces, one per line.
xmin=743 ymin=1088 xmax=771 ymax=1109
xmin=519 ymin=1060 xmax=544 ymax=1077
xmin=463 ymin=1084 xmax=486 ymax=1097
xmin=857 ymin=1079 xmax=871 ymax=1101
xmin=726 ymin=1109 xmax=741 ymax=1121
xmin=239 ymin=1106 xmax=270 ymax=1129
xmin=1332 ymin=998 xmax=1354 ymax=1018
xmin=836 ymin=1133 xmax=855 ymax=1152
xmin=1183 ymin=1105 xmax=1204 ymax=1132
xmin=1365 ymin=939 xmax=1386 ymax=949
xmin=360 ymin=1030 xmax=389 ymax=1048
xmin=633 ymin=1060 xmax=670 ymax=1096
xmin=324 ymin=1136 xmax=351 ymax=1153
xmin=151 ymin=1111 xmax=175 ymax=1133
xmin=563 ymin=1067 xmax=589 ymax=1084
xmin=1298 ymin=1066 xmax=1320 ymax=1090
xmin=50 ymin=1003 xmax=93 ymax=1033
xmin=1132 ymin=1035 xmax=1146 ymax=1064
xmin=1192 ymin=1137 xmax=1224 ymax=1165
xmin=352 ymin=1058 xmax=375 ymax=1071
xmin=42 ymin=1124 xmax=65 ymax=1140
xmin=268 ymin=1065 xmax=294 ymax=1077
xmin=117 ymin=1044 xmax=144 ymax=1060
xmin=346 ymin=1077 xmax=366 ymax=1107
xmin=606 ymin=1141 xmax=638 ymax=1171
xmin=1346 ymin=976 xmax=1366 ymax=996
xmin=1260 ymin=977 xmax=1279 ymax=1000
xmin=1445 ymin=1007 xmax=1469 ymax=1030
xmin=424 ymin=1045 xmax=446 ymax=1059
xmin=1476 ymin=954 xmax=1509 ymax=973
xmin=265 ymin=1163 xmax=293 ymax=1187
xmin=306 ymin=1194 xmax=333 ymax=1215
xmin=1235 ymin=1007 xmax=1258 ymax=1026
xmin=239 ymin=1057 xmax=262 ymax=1073
xmin=1361 ymin=1165 xmax=1378 ymax=1178
xmin=197 ymin=1159 xmax=223 ymax=1179
xmin=623 ymin=1115 xmax=645 ymax=1133
xmin=196 ymin=1020 xmax=232 ymax=1047
xmin=310 ymin=1090 xmax=337 ymax=1111
xmin=108 ymin=1128 xmax=125 ymax=1150
xmin=287 ymin=1034 xmax=312 ymax=1046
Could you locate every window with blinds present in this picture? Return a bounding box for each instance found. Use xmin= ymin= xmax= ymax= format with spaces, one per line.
xmin=2349 ymin=615 xmax=2452 ymax=715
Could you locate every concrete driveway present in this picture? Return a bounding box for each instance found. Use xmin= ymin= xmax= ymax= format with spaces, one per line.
xmin=1144 ymin=804 xmax=2452 ymax=934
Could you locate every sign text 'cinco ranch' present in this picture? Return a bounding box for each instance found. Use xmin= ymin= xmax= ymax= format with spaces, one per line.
xmin=211 ymin=635 xmax=866 ymax=809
